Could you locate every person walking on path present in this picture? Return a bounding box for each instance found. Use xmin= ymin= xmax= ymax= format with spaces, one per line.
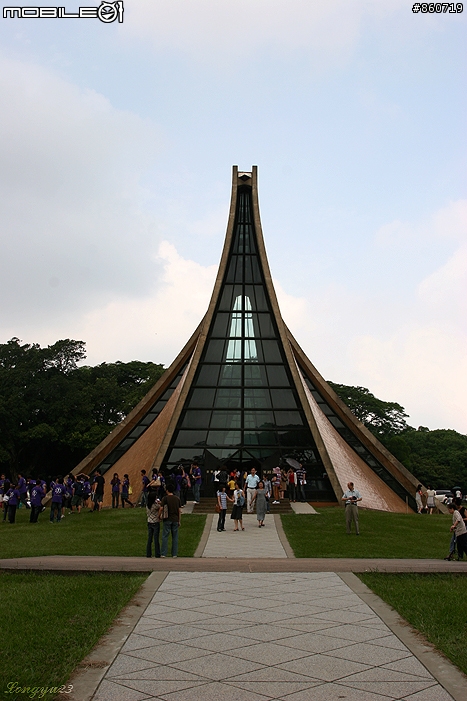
xmin=296 ymin=463 xmax=306 ymax=502
xmin=230 ymin=483 xmax=245 ymax=531
xmin=245 ymin=467 xmax=260 ymax=513
xmin=217 ymin=485 xmax=233 ymax=531
xmin=426 ymin=485 xmax=436 ymax=514
xmin=159 ymin=483 xmax=181 ymax=557
xmin=415 ymin=484 xmax=424 ymax=514
xmin=447 ymin=502 xmax=467 ymax=560
xmin=146 ymin=490 xmax=161 ymax=558
xmin=342 ymin=481 xmax=362 ymax=535
xmin=253 ymin=480 xmax=268 ymax=527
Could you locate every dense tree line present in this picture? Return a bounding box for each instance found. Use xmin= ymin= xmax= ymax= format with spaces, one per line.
xmin=0 ymin=338 xmax=465 ymax=490
xmin=329 ymin=382 xmax=467 ymax=490
xmin=0 ymin=338 xmax=164 ymax=481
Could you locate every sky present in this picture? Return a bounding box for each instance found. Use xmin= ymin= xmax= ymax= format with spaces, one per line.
xmin=0 ymin=0 xmax=466 ymax=433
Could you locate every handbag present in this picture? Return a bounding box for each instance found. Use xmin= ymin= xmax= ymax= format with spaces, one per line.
xmin=215 ymin=502 xmax=221 ymax=513
xmin=128 ymin=486 xmax=133 ymax=495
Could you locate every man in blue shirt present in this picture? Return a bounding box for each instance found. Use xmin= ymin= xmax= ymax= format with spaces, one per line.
xmin=341 ymin=482 xmax=362 ymax=535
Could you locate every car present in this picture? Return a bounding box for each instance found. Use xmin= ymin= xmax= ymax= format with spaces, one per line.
xmin=435 ymin=489 xmax=453 ymax=504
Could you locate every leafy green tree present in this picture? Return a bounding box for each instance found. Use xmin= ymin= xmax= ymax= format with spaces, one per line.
xmin=328 ymin=382 xmax=411 ymax=438
xmin=0 ymin=338 xmax=164 ymax=481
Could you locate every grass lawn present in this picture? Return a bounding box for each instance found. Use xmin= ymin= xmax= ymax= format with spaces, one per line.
xmin=359 ymin=573 xmax=467 ymax=676
xmin=0 ymin=507 xmax=206 ymax=559
xmin=0 ymin=572 xmax=147 ymax=696
xmin=281 ymin=508 xmax=452 ymax=558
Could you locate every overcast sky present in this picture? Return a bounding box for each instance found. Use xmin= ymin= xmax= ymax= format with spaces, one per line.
xmin=0 ymin=1 xmax=466 ymax=433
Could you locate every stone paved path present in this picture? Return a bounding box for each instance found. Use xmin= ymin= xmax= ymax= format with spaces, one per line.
xmin=202 ymin=513 xmax=287 ymax=558
xmin=91 ymin=572 xmax=455 ymax=701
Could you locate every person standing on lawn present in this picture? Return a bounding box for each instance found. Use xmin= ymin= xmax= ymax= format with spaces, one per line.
xmin=50 ymin=477 xmax=66 ymax=523
xmin=447 ymin=502 xmax=467 ymax=561
xmin=29 ymin=480 xmax=45 ymax=523
xmin=92 ymin=471 xmax=105 ymax=512
xmin=17 ymin=473 xmax=29 ymax=509
xmin=5 ymin=482 xmax=20 ymax=523
xmin=140 ymin=470 xmax=150 ymax=507
xmin=159 ymin=482 xmax=182 ymax=557
xmin=110 ymin=473 xmax=121 ymax=508
xmin=341 ymin=482 xmax=362 ymax=535
xmin=2 ymin=480 xmax=11 ymax=522
xmin=121 ymin=474 xmax=134 ymax=508
xmin=146 ymin=490 xmax=161 ymax=558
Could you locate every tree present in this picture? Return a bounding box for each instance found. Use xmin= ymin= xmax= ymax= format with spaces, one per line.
xmin=0 ymin=338 xmax=164 ymax=480
xmin=328 ymin=382 xmax=411 ymax=439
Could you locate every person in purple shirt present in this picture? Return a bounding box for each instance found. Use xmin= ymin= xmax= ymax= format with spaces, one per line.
xmin=17 ymin=473 xmax=29 ymax=509
xmin=190 ymin=462 xmax=202 ymax=504
xmin=140 ymin=470 xmax=150 ymax=508
xmin=110 ymin=473 xmax=121 ymax=509
xmin=29 ymin=480 xmax=45 ymax=523
xmin=5 ymin=483 xmax=21 ymax=523
xmin=50 ymin=477 xmax=66 ymax=523
xmin=2 ymin=479 xmax=10 ymax=522
xmin=82 ymin=478 xmax=91 ymax=508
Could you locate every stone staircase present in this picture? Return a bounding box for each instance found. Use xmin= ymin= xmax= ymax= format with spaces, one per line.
xmin=192 ymin=497 xmax=293 ymax=514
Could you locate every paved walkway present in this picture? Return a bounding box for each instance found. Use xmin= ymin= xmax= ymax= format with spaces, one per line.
xmin=75 ymin=571 xmax=461 ymax=701
xmin=201 ymin=513 xmax=288 ymax=558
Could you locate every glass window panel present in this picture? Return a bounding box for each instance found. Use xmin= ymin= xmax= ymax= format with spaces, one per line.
xmin=278 ymin=429 xmax=313 ymax=446
xmin=139 ymin=412 xmax=158 ymax=426
xmin=225 ymin=340 xmax=242 ymax=361
xmin=244 ymin=388 xmax=271 ymax=408
xmin=270 ymin=389 xmax=297 ymax=408
xmin=119 ymin=438 xmax=134 ymax=449
xmin=320 ymin=404 xmax=334 ymax=416
xmin=165 ymin=448 xmax=201 ymax=464
xmin=228 ymin=311 xmax=242 ymax=338
xmin=266 ymin=365 xmax=289 ymax=386
xmin=128 ymin=425 xmax=147 ymax=438
xmin=215 ymin=388 xmax=241 ymax=408
xmin=257 ymin=313 xmax=275 ymax=337
xmin=253 ymin=285 xmax=268 ymax=311
xmin=210 ymin=411 xmax=241 ymax=429
xmin=244 ymin=339 xmax=260 ymax=362
xmin=189 ymin=388 xmax=215 ymax=407
xmin=244 ymin=411 xmax=274 ymax=429
xmin=274 ymin=411 xmax=304 ymax=428
xmin=173 ymin=430 xmax=207 ymax=446
xmin=219 ymin=364 xmax=242 ymax=385
xmin=329 ymin=416 xmax=345 ymax=429
xmin=197 ymin=365 xmax=220 ymax=386
xmin=244 ymin=256 xmax=253 ymax=283
xmin=262 ymin=340 xmax=282 ymax=363
xmin=211 ymin=313 xmax=230 ymax=337
xmin=207 ymin=430 xmax=241 ymax=446
xmin=181 ymin=411 xmax=212 ymax=429
xmin=226 ymin=256 xmax=237 ymax=283
xmin=244 ymin=448 xmax=277 ymax=460
xmin=206 ymin=448 xmax=239 ymax=460
xmin=250 ymin=257 xmax=262 ymax=283
xmin=244 ymin=365 xmax=268 ymax=386
xmin=204 ymin=339 xmax=225 ymax=362
xmin=244 ymin=431 xmax=278 ymax=446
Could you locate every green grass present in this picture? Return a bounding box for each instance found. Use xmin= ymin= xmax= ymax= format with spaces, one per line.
xmin=0 ymin=572 xmax=147 ymax=696
xmin=281 ymin=508 xmax=452 ymax=558
xmin=358 ymin=573 xmax=467 ymax=675
xmin=0 ymin=507 xmax=206 ymax=558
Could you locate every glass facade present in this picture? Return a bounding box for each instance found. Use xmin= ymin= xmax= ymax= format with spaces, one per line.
xmin=92 ymin=362 xmax=188 ymax=476
xmin=160 ymin=187 xmax=331 ymax=495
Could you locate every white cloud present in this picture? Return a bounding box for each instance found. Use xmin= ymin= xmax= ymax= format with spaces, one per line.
xmin=0 ymin=55 xmax=163 ymax=327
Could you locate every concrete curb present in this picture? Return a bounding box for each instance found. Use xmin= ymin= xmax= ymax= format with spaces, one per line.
xmin=274 ymin=514 xmax=295 ymax=558
xmin=67 ymin=571 xmax=167 ymax=701
xmin=340 ymin=572 xmax=467 ymax=701
xmin=193 ymin=513 xmax=212 ymax=557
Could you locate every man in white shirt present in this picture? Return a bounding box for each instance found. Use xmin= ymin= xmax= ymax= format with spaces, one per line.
xmin=245 ymin=468 xmax=260 ymax=513
xmin=341 ymin=482 xmax=362 ymax=535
